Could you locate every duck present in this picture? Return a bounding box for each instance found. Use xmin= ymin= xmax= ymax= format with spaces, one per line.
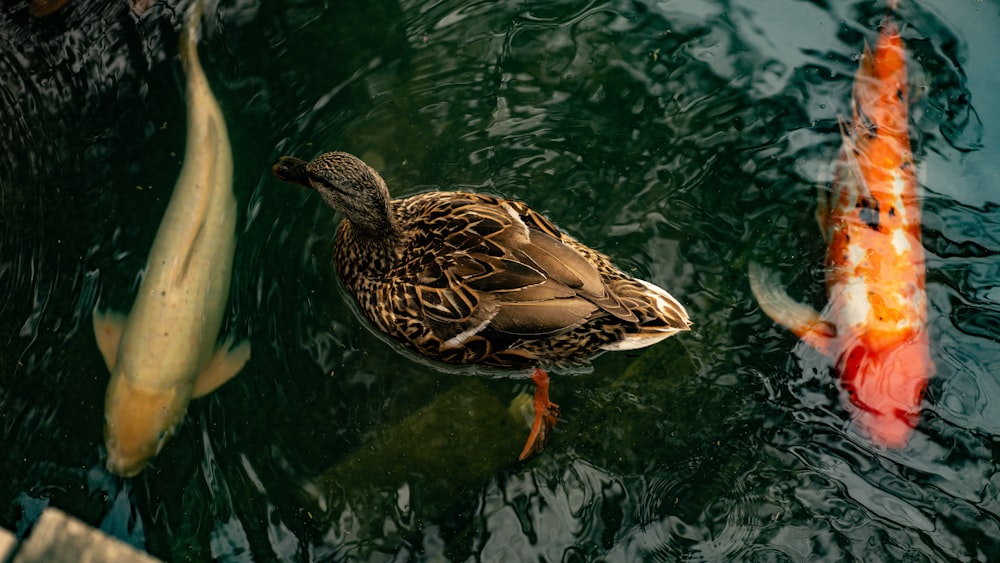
xmin=272 ymin=151 xmax=691 ymax=460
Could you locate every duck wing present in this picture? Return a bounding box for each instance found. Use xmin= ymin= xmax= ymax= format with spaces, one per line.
xmin=406 ymin=194 xmax=635 ymax=347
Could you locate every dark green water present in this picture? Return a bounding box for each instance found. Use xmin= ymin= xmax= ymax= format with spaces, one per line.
xmin=2 ymin=0 xmax=999 ymax=560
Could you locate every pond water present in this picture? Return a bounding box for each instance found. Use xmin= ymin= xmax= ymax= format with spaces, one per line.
xmin=2 ymin=0 xmax=999 ymax=560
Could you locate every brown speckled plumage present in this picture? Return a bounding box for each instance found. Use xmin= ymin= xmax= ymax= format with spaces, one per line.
xmin=273 ymin=151 xmax=691 ymax=373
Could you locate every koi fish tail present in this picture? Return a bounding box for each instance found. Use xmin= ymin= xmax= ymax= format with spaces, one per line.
xmin=181 ymin=0 xmax=207 ymax=69
xmin=747 ymin=262 xmax=836 ymax=356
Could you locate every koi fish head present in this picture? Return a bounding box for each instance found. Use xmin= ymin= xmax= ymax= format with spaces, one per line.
xmin=839 ymin=336 xmax=932 ymax=448
xmin=104 ymin=372 xmax=188 ymax=477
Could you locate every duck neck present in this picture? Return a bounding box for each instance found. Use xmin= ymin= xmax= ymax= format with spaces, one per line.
xmin=338 ymin=219 xmax=400 ymax=279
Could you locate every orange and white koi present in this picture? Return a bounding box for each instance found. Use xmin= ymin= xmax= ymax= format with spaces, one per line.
xmin=750 ymin=5 xmax=932 ymax=447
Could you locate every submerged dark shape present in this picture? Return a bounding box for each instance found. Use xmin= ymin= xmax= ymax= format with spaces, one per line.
xmin=273 ymin=151 xmax=691 ymax=460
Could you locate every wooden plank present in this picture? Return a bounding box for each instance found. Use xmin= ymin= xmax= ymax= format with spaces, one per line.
xmin=13 ymin=508 xmax=160 ymax=563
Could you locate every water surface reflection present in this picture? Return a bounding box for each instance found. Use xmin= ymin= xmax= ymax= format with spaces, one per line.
xmin=2 ymin=0 xmax=999 ymax=560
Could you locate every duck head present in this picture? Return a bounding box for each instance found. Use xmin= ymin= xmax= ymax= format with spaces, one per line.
xmin=273 ymin=151 xmax=395 ymax=234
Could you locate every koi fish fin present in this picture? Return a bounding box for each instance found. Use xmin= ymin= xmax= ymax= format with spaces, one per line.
xmin=835 ymin=116 xmax=875 ymax=208
xmin=192 ymin=337 xmax=251 ymax=398
xmin=853 ymin=42 xmax=880 ymax=127
xmin=816 ymin=183 xmax=832 ymax=242
xmin=171 ymin=121 xmax=217 ymax=288
xmin=93 ymin=309 xmax=128 ymax=371
xmin=748 ymin=261 xmax=836 ymax=355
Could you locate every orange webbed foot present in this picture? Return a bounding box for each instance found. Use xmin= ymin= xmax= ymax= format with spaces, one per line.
xmin=518 ymin=368 xmax=561 ymax=461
